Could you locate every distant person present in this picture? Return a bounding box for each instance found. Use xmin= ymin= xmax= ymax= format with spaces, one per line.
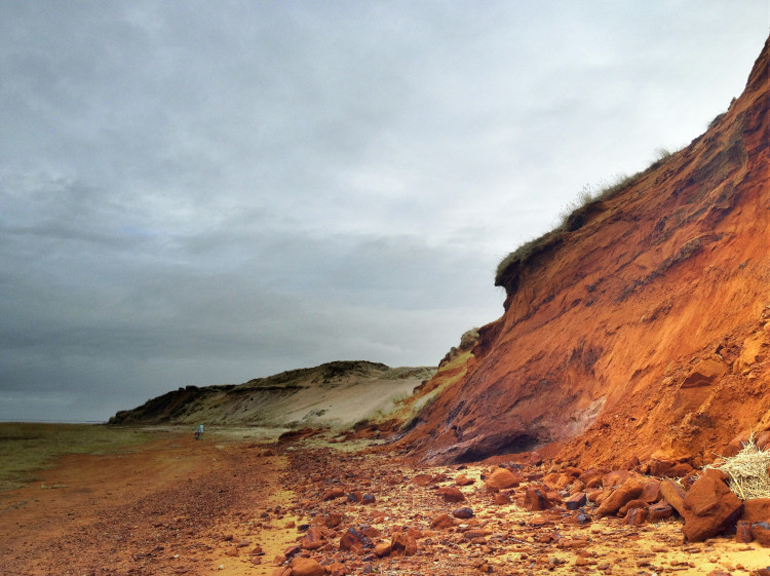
xmin=195 ymin=423 xmax=204 ymax=440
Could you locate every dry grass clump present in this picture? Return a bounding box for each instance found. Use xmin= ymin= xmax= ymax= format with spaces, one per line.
xmin=714 ymin=438 xmax=770 ymax=500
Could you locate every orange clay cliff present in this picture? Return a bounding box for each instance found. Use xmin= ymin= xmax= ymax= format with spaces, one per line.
xmin=401 ymin=34 xmax=770 ymax=470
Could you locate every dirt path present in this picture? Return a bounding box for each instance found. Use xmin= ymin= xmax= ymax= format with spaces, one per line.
xmin=0 ymin=435 xmax=296 ymax=576
xmin=2 ymin=434 xmax=769 ymax=576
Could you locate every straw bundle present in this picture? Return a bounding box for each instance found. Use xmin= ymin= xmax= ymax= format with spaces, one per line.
xmin=715 ymin=438 xmax=770 ymax=500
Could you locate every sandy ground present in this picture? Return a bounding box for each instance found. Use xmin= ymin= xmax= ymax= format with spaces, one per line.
xmin=1 ymin=431 xmax=768 ymax=576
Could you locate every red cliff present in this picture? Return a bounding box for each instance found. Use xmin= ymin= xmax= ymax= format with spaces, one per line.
xmin=404 ymin=35 xmax=770 ymax=469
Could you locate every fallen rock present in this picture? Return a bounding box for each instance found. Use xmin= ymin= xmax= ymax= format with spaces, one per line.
xmin=596 ymin=478 xmax=643 ymax=517
xmin=455 ymin=474 xmax=475 ymax=486
xmin=339 ymin=527 xmax=372 ymax=553
xmin=291 ymin=556 xmax=326 ymax=576
xmin=624 ymin=507 xmax=648 ymax=526
xmin=742 ymin=498 xmax=770 ymax=524
xmin=484 ymin=467 xmax=521 ymax=491
xmin=736 ymin=520 xmax=754 ymax=543
xmin=430 ymin=513 xmax=454 ymax=529
xmin=436 ymin=486 xmax=465 ymax=502
xmin=523 ymin=487 xmax=551 ymax=511
xmin=323 ymin=488 xmax=345 ymax=501
xmin=618 ymin=499 xmax=647 ymax=517
xmin=659 ymin=479 xmax=687 ymax=516
xmin=390 ymin=532 xmax=417 ymax=556
xmin=648 ymin=502 xmax=673 ymax=522
xmin=565 ymin=492 xmax=587 ymax=510
xmin=300 ymin=527 xmax=326 ymax=550
xmin=752 ymin=521 xmax=770 ymax=547
xmin=682 ymin=468 xmax=743 ymax=542
xmin=374 ymin=542 xmax=392 ymax=557
xmin=494 ymin=492 xmax=511 ymax=505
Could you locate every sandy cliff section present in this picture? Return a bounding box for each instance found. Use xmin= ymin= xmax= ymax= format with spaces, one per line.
xmin=403 ymin=35 xmax=770 ymax=468
xmin=110 ymin=361 xmax=435 ymax=430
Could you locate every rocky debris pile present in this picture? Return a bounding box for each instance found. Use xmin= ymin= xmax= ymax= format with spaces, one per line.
xmin=265 ymin=445 xmax=770 ymax=576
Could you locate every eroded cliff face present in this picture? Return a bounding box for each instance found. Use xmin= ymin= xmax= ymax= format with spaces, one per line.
xmin=404 ymin=36 xmax=770 ymax=468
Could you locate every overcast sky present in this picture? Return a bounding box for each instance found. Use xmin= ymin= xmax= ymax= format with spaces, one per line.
xmin=1 ymin=2 xmax=767 ymax=422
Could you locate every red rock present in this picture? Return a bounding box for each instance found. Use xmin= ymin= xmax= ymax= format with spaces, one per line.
xmin=659 ymin=479 xmax=687 ymax=516
xmin=326 ymin=562 xmax=348 ymax=576
xmin=586 ymin=489 xmax=604 ymax=503
xmin=523 ymin=487 xmax=551 ymax=511
xmin=639 ymin=478 xmax=661 ymax=503
xmin=374 ymin=542 xmax=392 ymax=557
xmin=390 ymin=532 xmax=417 ymax=556
xmin=601 ymin=470 xmax=634 ymax=489
xmin=436 ymin=486 xmax=465 ymax=502
xmin=753 ymin=569 xmax=770 ymax=576
xmin=624 ymin=507 xmax=648 ymax=526
xmin=284 ymin=544 xmax=301 ymax=557
xmin=494 ymin=492 xmax=511 ymax=505
xmin=570 ymin=479 xmax=586 ymax=494
xmin=411 ymin=473 xmax=434 ymax=486
xmin=742 ymin=498 xmax=770 ymax=524
xmin=326 ymin=562 xmax=346 ymax=576
xmin=618 ymin=499 xmax=647 ymax=517
xmin=596 ymin=477 xmax=643 ymax=517
xmin=682 ymin=468 xmax=744 ymax=542
xmin=579 ymin=468 xmax=608 ymax=488
xmin=736 ymin=520 xmax=753 ymax=543
xmin=565 ymin=492 xmax=587 ymax=510
xmin=339 ymin=527 xmax=372 ymax=553
xmin=752 ymin=521 xmax=770 ymax=546
xmin=484 ymin=467 xmax=521 ymax=491
xmin=455 ymin=474 xmax=475 ymax=486
xmin=324 ymin=513 xmax=344 ymax=528
xmin=648 ymin=502 xmax=674 ymax=522
xmin=291 ymin=556 xmax=326 ymax=576
xmin=323 ymin=488 xmax=345 ymax=501
xmin=430 ymin=513 xmax=454 ymax=529
xmin=301 ymin=527 xmax=326 ymax=550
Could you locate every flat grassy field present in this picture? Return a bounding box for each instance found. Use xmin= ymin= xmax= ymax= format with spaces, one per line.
xmin=0 ymin=422 xmax=155 ymax=491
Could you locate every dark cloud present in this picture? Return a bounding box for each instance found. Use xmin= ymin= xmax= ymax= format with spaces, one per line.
xmin=0 ymin=1 xmax=767 ymax=420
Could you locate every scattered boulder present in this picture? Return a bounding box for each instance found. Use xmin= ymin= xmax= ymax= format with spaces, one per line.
xmin=291 ymin=556 xmax=326 ymax=576
xmin=323 ymin=488 xmax=345 ymax=501
xmin=752 ymin=521 xmax=770 ymax=547
xmin=436 ymin=486 xmax=466 ymax=502
xmin=484 ymin=467 xmax=522 ymax=491
xmin=648 ymin=502 xmax=674 ymax=522
xmin=523 ymin=486 xmax=552 ymax=511
xmin=565 ymin=492 xmax=587 ymax=510
xmin=300 ymin=527 xmax=325 ymax=550
xmin=390 ymin=532 xmax=417 ymax=556
xmin=742 ymin=498 xmax=770 ymax=524
xmin=430 ymin=513 xmax=454 ymax=529
xmin=339 ymin=527 xmax=372 ymax=553
xmin=455 ymin=474 xmax=475 ymax=486
xmin=596 ymin=477 xmax=643 ymax=517
xmin=682 ymin=468 xmax=743 ymax=542
xmin=659 ymin=479 xmax=687 ymax=516
xmin=736 ymin=520 xmax=754 ymax=543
